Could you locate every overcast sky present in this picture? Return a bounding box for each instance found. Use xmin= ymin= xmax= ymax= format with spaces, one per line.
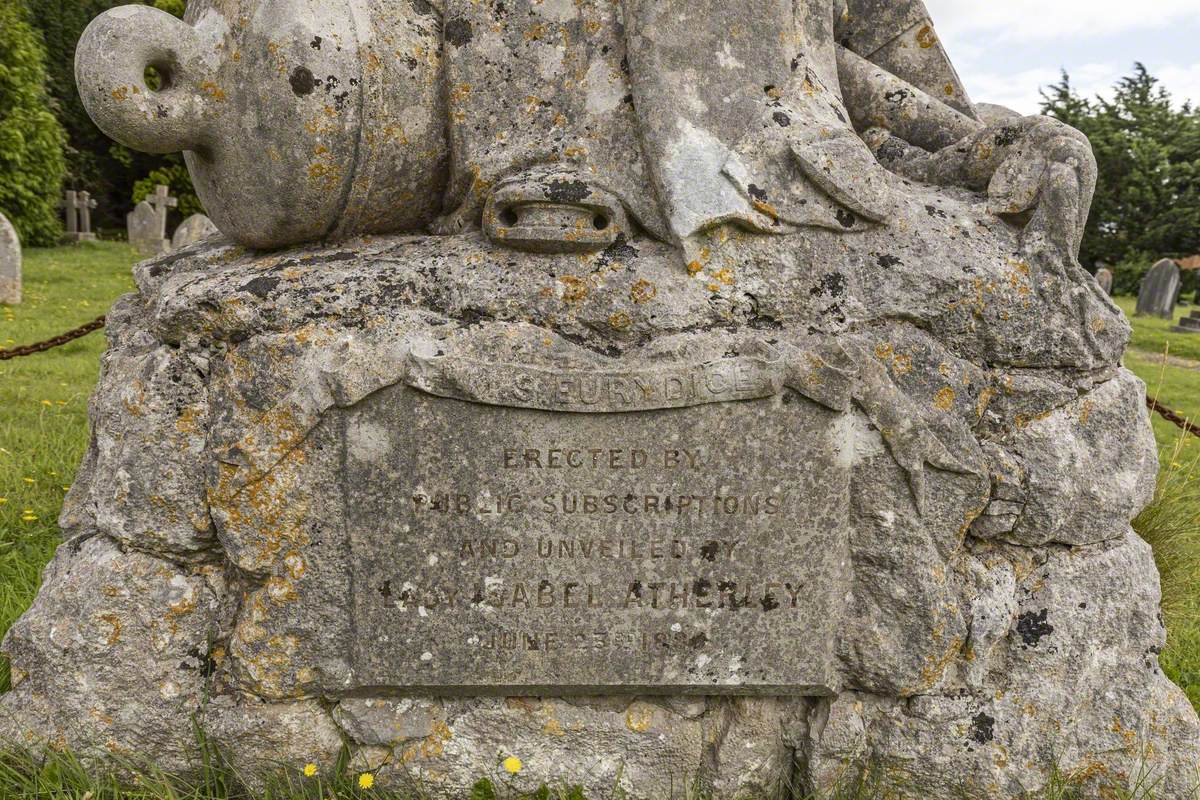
xmin=924 ymin=0 xmax=1200 ymax=114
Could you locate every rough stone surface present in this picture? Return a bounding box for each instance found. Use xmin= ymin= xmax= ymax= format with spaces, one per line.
xmin=0 ymin=211 xmax=20 ymax=305
xmin=171 ymin=213 xmax=219 ymax=250
xmin=7 ymin=0 xmax=1197 ymax=797
xmin=0 ymin=536 xmax=225 ymax=774
xmin=1137 ymin=258 xmax=1181 ymax=319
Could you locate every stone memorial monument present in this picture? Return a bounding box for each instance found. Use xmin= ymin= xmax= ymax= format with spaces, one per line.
xmin=1095 ymin=266 xmax=1114 ymax=296
xmin=1136 ymin=258 xmax=1182 ymax=319
xmin=171 ymin=213 xmax=219 ymax=250
xmin=3 ymin=1 xmax=1198 ymax=798
xmin=0 ymin=211 xmax=20 ymax=305
xmin=62 ymin=189 xmax=99 ymax=243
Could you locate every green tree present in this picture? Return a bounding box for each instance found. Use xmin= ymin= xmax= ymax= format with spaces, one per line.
xmin=0 ymin=0 xmax=67 ymax=246
xmin=23 ymin=0 xmax=198 ymax=234
xmin=1042 ymin=65 xmax=1200 ymax=277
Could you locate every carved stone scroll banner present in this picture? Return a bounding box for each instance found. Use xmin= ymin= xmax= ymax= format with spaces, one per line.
xmin=406 ymin=343 xmax=785 ymax=413
xmin=340 ymin=385 xmax=849 ymax=695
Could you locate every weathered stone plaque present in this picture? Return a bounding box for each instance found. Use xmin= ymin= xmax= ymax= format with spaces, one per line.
xmin=343 ymin=384 xmax=849 ymax=695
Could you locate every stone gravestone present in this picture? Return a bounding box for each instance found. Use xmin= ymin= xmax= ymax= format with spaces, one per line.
xmin=1136 ymin=258 xmax=1181 ymax=318
xmin=126 ymin=201 xmax=166 ymax=256
xmin=62 ymin=190 xmax=99 ymax=243
xmin=7 ymin=3 xmax=1200 ymax=799
xmin=170 ymin=214 xmax=219 ymax=250
xmin=1095 ymin=266 xmax=1113 ymax=296
xmin=0 ymin=211 xmax=20 ymax=305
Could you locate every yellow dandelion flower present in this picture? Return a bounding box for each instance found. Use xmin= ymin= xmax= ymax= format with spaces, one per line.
xmin=0 ymin=497 xmax=7 ymax=504
xmin=22 ymin=477 xmax=34 ymax=484
xmin=358 ymin=773 xmax=375 ymax=790
xmin=22 ymin=515 xmax=38 ymax=523
xmin=40 ymin=400 xmax=52 ymax=407
xmin=303 ymin=763 xmax=318 ymax=778
xmin=503 ymin=756 xmax=523 ymax=774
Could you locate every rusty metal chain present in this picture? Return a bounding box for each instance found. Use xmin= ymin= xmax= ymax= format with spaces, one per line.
xmin=0 ymin=315 xmax=106 ymax=360
xmin=1147 ymin=396 xmax=1200 ymax=439
xmin=3 ymin=315 xmax=1200 ymax=441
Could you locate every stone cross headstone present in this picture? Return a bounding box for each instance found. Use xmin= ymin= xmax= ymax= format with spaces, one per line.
xmin=0 ymin=211 xmax=20 ymax=305
xmin=1095 ymin=267 xmax=1113 ymax=296
xmin=170 ymin=214 xmax=219 ymax=250
xmin=149 ymin=184 xmax=178 ymax=233
xmin=62 ymin=190 xmax=99 ymax=243
xmin=1135 ymin=258 xmax=1181 ymax=319
xmin=127 ymin=201 xmax=167 ymax=257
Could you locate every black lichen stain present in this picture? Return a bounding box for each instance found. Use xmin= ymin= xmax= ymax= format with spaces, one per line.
xmin=546 ymin=178 xmax=591 ymax=204
xmin=1016 ymin=608 xmax=1053 ymax=647
xmin=379 ymin=580 xmax=392 ymax=600
xmin=969 ymin=712 xmax=995 ymax=744
xmin=884 ymin=88 xmax=912 ymax=105
xmin=699 ymin=541 xmax=720 ymax=562
xmin=835 ymin=209 xmax=857 ymax=229
xmin=773 ymin=111 xmax=791 ymax=127
xmin=289 ymin=66 xmax=317 ymax=96
xmin=994 ymin=126 xmax=1021 ymax=147
xmin=747 ymin=183 xmax=769 ymax=202
xmin=241 ymin=275 xmax=280 ymax=298
xmin=877 ymin=254 xmax=902 ymax=268
xmin=444 ymin=16 xmax=474 ymax=47
xmin=688 ymin=632 xmax=709 ymax=649
xmin=179 ymin=646 xmax=219 ymax=678
xmin=810 ymin=272 xmax=847 ymax=298
xmin=310 ymin=36 xmax=323 ymax=50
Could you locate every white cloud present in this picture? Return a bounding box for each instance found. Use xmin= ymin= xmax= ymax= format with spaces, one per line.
xmin=955 ymin=61 xmax=1200 ymax=115
xmin=925 ymin=0 xmax=1200 ymax=42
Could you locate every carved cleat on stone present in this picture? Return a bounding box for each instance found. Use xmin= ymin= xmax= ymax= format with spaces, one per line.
xmin=483 ymin=169 xmax=630 ymax=255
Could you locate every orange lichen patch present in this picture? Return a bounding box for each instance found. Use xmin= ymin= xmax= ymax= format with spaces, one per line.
xmin=400 ymin=720 xmax=453 ymax=763
xmin=687 ymin=260 xmax=704 ymax=276
xmin=98 ymin=613 xmax=122 ymax=646
xmin=630 ymin=279 xmax=657 ymax=304
xmin=915 ymin=25 xmax=937 ymax=48
xmin=608 ymin=311 xmax=632 ymax=331
xmin=176 ymin=406 xmax=202 ymax=435
xmin=713 ymin=267 xmax=736 ymax=286
xmin=874 ymin=342 xmax=894 ymax=360
xmin=1079 ymin=399 xmax=1094 ymax=426
xmin=625 ymin=703 xmax=654 ymax=733
xmin=891 ymin=353 xmax=913 ymax=377
xmin=524 ymin=23 xmax=549 ymax=41
xmin=945 ymin=83 xmax=955 ymax=96
xmin=110 ymin=86 xmax=130 ymax=101
xmin=200 ymin=82 xmax=228 ymax=102
xmin=265 ymin=576 xmax=299 ymax=604
xmin=975 ymin=387 xmax=997 ymax=419
xmin=751 ymin=198 xmax=780 ymax=219
xmin=933 ymin=387 xmax=957 ymax=411
xmin=559 ymin=275 xmax=589 ymax=303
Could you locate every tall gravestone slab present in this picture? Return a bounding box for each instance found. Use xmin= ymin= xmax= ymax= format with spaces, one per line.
xmin=0 ymin=212 xmax=20 ymax=305
xmin=7 ymin=2 xmax=1200 ymax=799
xmin=1136 ymin=259 xmax=1181 ymax=318
xmin=127 ymin=200 xmax=167 ymax=256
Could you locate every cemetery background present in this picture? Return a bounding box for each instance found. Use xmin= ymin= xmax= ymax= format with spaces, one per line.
xmin=2 ymin=0 xmax=1200 ymax=797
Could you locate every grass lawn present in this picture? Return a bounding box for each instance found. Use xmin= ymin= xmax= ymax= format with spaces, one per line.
xmin=0 ymin=251 xmax=1199 ymax=798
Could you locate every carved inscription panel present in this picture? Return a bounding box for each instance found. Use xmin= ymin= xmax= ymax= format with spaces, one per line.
xmin=343 ymin=385 xmax=851 ymax=694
